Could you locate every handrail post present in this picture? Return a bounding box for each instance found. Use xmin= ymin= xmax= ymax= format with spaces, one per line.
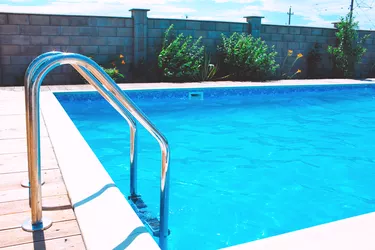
xmin=21 ymin=52 xmax=62 ymax=189
xmin=72 ymin=64 xmax=139 ymax=198
xmin=22 ymin=58 xmax=53 ymax=231
xmin=130 ymin=126 xmax=138 ymax=196
xmin=159 ymin=149 xmax=170 ymax=250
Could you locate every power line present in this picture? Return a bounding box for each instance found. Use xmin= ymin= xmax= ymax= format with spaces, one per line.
xmin=355 ymin=0 xmax=375 ymax=29
xmin=313 ymin=2 xmax=350 ymax=15
xmin=356 ymin=0 xmax=374 ymax=9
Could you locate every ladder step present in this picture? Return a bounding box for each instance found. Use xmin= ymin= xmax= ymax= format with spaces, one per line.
xmin=128 ymin=194 xmax=171 ymax=238
xmin=128 ymin=195 xmax=147 ymax=209
xmin=144 ymin=218 xmax=171 ymax=237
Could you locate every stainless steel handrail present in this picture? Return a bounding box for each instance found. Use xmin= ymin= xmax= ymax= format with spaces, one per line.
xmin=21 ymin=51 xmax=61 ymax=188
xmin=22 ymin=52 xmax=170 ymax=249
xmin=71 ymin=65 xmax=139 ymax=198
xmin=23 ymin=52 xmax=140 ymax=196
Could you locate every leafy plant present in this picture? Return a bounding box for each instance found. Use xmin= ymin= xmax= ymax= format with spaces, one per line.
xmin=217 ymin=33 xmax=279 ymax=81
xmin=102 ymin=67 xmax=124 ymax=82
xmin=306 ymin=43 xmax=322 ymax=78
xmin=86 ymin=54 xmax=126 ymax=83
xmin=193 ymin=53 xmax=218 ymax=81
xmin=328 ymin=13 xmax=370 ymax=78
xmin=281 ymin=50 xmax=303 ymax=79
xmin=158 ymin=24 xmax=204 ymax=81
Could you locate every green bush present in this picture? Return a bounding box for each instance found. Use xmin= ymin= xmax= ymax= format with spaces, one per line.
xmin=328 ymin=14 xmax=370 ymax=78
xmin=158 ymin=24 xmax=204 ymax=81
xmin=218 ymin=33 xmax=279 ymax=81
xmin=102 ymin=67 xmax=124 ymax=82
xmin=86 ymin=54 xmax=126 ymax=83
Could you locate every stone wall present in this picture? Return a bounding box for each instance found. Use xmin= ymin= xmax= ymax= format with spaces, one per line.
xmin=261 ymin=24 xmax=337 ymax=78
xmin=358 ymin=30 xmax=375 ymax=77
xmin=0 ymin=12 xmax=133 ymax=85
xmin=1 ymin=9 xmax=375 ymax=86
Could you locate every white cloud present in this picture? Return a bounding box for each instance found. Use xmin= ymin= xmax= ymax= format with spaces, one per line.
xmin=212 ymin=0 xmax=374 ymax=29
xmin=0 ymin=0 xmax=194 ymax=16
xmin=8 ymin=0 xmax=33 ymax=2
xmin=257 ymin=0 xmax=373 ymax=29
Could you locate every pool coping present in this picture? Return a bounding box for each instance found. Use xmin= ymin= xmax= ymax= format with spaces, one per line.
xmin=40 ymin=79 xmax=375 ymax=250
xmin=41 ymin=92 xmax=160 ymax=250
xmin=48 ymin=78 xmax=375 ymax=93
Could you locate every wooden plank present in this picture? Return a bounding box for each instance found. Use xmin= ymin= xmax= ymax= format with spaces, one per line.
xmin=0 ymin=104 xmax=25 ymax=116
xmin=0 ymin=181 xmax=67 ymax=203
xmin=0 ymin=169 xmax=63 ymax=192
xmin=40 ymin=86 xmax=51 ymax=92
xmin=0 ymin=235 xmax=85 ymax=250
xmin=0 ymin=220 xmax=81 ymax=248
xmin=0 ymin=115 xmax=48 ymax=140
xmin=0 ymin=209 xmax=75 ymax=231
xmin=0 ymin=149 xmax=59 ymax=174
xmin=48 ymin=86 xmax=70 ymax=91
xmin=0 ymin=195 xmax=71 ymax=216
xmin=0 ymin=138 xmax=52 ymax=155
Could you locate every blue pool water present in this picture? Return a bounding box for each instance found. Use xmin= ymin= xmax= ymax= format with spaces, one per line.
xmin=56 ymin=85 xmax=375 ymax=249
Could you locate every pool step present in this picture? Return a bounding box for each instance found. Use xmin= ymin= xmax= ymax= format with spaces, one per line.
xmin=128 ymin=195 xmax=171 ymax=237
xmin=129 ymin=194 xmax=147 ymax=209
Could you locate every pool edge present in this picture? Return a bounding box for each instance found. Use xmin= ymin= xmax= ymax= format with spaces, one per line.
xmin=222 ymin=212 xmax=375 ymax=250
xmin=40 ymin=92 xmax=160 ymax=250
xmin=48 ymin=78 xmax=375 ymax=93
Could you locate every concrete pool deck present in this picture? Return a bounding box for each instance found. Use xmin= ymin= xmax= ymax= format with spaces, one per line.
xmin=0 ymin=78 xmax=375 ymax=250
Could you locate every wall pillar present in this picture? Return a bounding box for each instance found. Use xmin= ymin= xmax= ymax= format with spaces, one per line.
xmin=332 ymin=22 xmax=340 ymax=29
xmin=244 ymin=16 xmax=264 ymax=38
xmin=130 ymin=9 xmax=149 ymax=64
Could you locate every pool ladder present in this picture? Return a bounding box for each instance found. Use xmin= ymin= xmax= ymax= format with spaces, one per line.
xmin=22 ymin=51 xmax=171 ymax=250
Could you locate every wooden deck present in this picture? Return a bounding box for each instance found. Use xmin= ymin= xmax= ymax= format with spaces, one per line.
xmin=0 ymin=87 xmax=85 ymax=249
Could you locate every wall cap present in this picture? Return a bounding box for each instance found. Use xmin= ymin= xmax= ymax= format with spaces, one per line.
xmin=244 ymin=16 xmax=265 ymax=19
xmin=129 ymin=9 xmax=150 ymax=12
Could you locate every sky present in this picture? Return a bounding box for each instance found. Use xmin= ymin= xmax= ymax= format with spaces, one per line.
xmin=0 ymin=0 xmax=374 ymax=30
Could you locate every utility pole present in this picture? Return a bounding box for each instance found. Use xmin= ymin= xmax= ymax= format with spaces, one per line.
xmin=349 ymin=0 xmax=354 ymax=22
xmin=287 ymin=6 xmax=294 ymax=25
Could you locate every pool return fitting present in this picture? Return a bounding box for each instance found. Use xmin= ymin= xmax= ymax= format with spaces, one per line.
xmin=22 ymin=51 xmax=171 ymax=250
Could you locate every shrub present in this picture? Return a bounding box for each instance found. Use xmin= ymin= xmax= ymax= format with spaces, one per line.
xmin=328 ymin=13 xmax=370 ymax=78
xmin=217 ymin=33 xmax=279 ymax=81
xmin=102 ymin=67 xmax=124 ymax=82
xmin=158 ymin=24 xmax=204 ymax=81
xmin=86 ymin=54 xmax=126 ymax=83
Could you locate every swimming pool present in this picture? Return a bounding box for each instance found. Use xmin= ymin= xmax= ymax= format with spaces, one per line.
xmin=56 ymin=84 xmax=375 ymax=250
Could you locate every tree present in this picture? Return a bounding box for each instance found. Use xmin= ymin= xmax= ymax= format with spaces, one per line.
xmin=328 ymin=13 xmax=370 ymax=78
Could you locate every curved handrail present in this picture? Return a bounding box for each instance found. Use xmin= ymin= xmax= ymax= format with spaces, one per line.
xmin=24 ymin=52 xmax=170 ymax=249
xmin=23 ymin=51 xmax=62 ymax=189
xmin=25 ymin=52 xmax=139 ymax=196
